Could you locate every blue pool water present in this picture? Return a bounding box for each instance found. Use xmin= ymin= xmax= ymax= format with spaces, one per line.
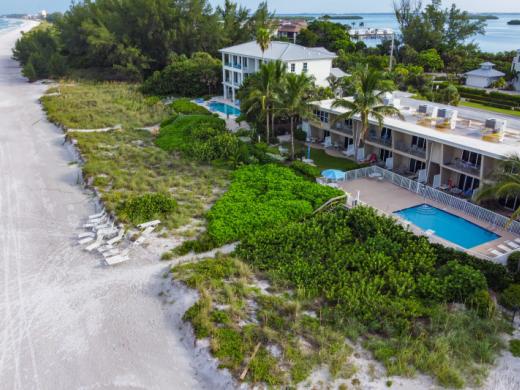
xmin=208 ymin=101 xmax=241 ymax=116
xmin=394 ymin=204 xmax=499 ymax=249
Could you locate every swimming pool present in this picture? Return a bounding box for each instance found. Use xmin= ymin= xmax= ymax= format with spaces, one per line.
xmin=394 ymin=204 xmax=500 ymax=249
xmin=208 ymin=101 xmax=241 ymax=116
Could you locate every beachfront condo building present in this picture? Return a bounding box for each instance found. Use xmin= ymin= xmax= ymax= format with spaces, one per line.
xmin=303 ymin=93 xmax=520 ymax=211
xmin=513 ymin=49 xmax=520 ymax=91
xmin=219 ymin=41 xmax=339 ymax=103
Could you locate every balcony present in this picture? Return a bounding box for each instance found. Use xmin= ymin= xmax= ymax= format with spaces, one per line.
xmin=444 ymin=159 xmax=481 ymax=177
xmin=333 ymin=123 xmax=353 ymax=136
xmin=224 ymin=62 xmax=242 ymax=70
xmin=394 ymin=141 xmax=426 ymax=159
xmin=367 ymin=134 xmax=392 ymax=147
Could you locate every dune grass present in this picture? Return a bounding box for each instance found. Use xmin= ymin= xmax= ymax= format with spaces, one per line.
xmin=70 ymin=129 xmax=230 ymax=231
xmin=42 ymin=81 xmax=171 ymax=129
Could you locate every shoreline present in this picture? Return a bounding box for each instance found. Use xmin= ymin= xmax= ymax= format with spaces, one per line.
xmin=0 ymin=19 xmax=233 ymax=390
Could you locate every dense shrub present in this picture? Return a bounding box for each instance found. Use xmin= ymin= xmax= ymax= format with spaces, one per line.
xmin=207 ymin=164 xmax=343 ymax=245
xmin=117 ymin=192 xmax=177 ymax=224
xmin=467 ymin=289 xmax=496 ymax=319
xmin=431 ymin=244 xmax=512 ymax=291
xmin=499 ymin=284 xmax=520 ymax=311
xmin=142 ymin=52 xmax=221 ymax=97
xmin=12 ymin=23 xmax=66 ymax=80
xmin=290 ymin=161 xmax=321 ymax=179
xmin=438 ymin=261 xmax=487 ymax=302
xmin=507 ymin=252 xmax=520 ymax=282
xmin=170 ymin=98 xmax=211 ymax=115
xmin=510 ymin=339 xmax=520 ymax=357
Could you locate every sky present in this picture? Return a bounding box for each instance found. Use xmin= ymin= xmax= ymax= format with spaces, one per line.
xmin=2 ymin=0 xmax=520 ymax=15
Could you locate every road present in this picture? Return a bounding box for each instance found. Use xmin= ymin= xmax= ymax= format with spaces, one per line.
xmin=0 ymin=21 xmax=231 ymax=390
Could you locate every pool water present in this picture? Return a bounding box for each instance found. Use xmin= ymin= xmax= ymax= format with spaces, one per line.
xmin=394 ymin=204 xmax=500 ymax=249
xmin=208 ymin=101 xmax=241 ymax=116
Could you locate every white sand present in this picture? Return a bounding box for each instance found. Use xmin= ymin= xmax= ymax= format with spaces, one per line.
xmin=0 ymin=21 xmax=232 ymax=390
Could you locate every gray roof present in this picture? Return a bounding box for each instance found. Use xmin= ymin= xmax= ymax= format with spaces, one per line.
xmin=465 ymin=68 xmax=505 ymax=78
xmin=219 ymin=41 xmax=336 ymax=61
xmin=330 ymin=67 xmax=349 ymax=78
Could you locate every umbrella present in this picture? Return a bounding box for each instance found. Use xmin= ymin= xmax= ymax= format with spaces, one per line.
xmin=321 ymin=169 xmax=346 ymax=181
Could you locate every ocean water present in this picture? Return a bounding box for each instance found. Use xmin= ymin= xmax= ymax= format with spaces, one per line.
xmin=281 ymin=13 xmax=520 ymax=53
xmin=0 ymin=18 xmax=23 ymax=33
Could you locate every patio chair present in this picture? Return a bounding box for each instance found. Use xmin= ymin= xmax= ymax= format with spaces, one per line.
xmin=497 ymin=244 xmax=513 ymax=254
xmin=505 ymin=240 xmax=520 ymax=249
xmin=105 ymin=254 xmax=130 ymax=265
xmin=88 ymin=210 xmax=105 ymax=220
xmin=489 ymin=249 xmax=504 ymax=258
xmin=78 ymin=232 xmax=95 ymax=239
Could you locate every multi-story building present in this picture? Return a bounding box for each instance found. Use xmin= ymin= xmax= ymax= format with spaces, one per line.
xmin=513 ymin=49 xmax=520 ymax=91
xmin=219 ymin=41 xmax=338 ymax=103
xmin=276 ymin=19 xmax=308 ymax=43
xmin=303 ymin=93 xmax=520 ymax=210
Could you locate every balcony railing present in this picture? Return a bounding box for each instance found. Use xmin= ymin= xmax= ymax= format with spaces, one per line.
xmin=444 ymin=159 xmax=481 ymax=176
xmin=367 ymin=134 xmax=392 ymax=147
xmin=394 ymin=142 xmax=426 ymax=159
xmin=224 ymin=62 xmax=242 ymax=69
xmin=333 ymin=123 xmax=353 ymax=136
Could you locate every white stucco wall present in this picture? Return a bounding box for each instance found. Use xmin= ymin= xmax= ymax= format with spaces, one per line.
xmin=465 ymin=75 xmax=494 ymax=88
xmin=287 ymin=59 xmax=333 ymax=87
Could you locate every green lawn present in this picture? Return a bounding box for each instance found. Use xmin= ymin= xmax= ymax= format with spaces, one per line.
xmin=284 ymin=141 xmax=361 ymax=171
xmin=460 ymin=101 xmax=520 ymax=118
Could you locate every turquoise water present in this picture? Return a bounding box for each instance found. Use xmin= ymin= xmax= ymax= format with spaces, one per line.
xmin=394 ymin=204 xmax=500 ymax=249
xmin=279 ymin=13 xmax=520 ymax=53
xmin=208 ymin=101 xmax=241 ymax=116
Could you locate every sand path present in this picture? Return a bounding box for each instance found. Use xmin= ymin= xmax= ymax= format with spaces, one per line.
xmin=0 ymin=21 xmax=232 ymax=390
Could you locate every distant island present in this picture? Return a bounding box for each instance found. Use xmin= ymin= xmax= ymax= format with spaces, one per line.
xmin=468 ymin=14 xmax=498 ymax=20
xmin=323 ymin=15 xmax=363 ymax=20
xmin=508 ymin=19 xmax=520 ymax=25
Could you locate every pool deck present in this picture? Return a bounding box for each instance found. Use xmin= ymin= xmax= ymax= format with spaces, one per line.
xmin=194 ymin=97 xmax=249 ymax=132
xmin=339 ymin=178 xmax=518 ymax=262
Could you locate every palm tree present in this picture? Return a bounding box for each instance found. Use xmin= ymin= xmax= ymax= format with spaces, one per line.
xmin=283 ymin=72 xmax=315 ymax=160
xmin=475 ymin=155 xmax=520 ymax=223
xmin=331 ymin=66 xmax=403 ymax=162
xmin=239 ymin=61 xmax=285 ymax=143
xmin=256 ymin=28 xmax=271 ymax=59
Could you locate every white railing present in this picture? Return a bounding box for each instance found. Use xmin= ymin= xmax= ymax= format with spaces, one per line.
xmin=344 ymin=166 xmax=520 ymax=235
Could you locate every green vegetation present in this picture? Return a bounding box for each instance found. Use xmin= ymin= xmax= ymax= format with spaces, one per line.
xmin=172 ymin=256 xmax=355 ymax=386
xmin=69 ymin=129 xmax=229 ymax=230
xmin=507 ymin=252 xmax=520 ymax=283
xmin=235 ymin=206 xmax=510 ymax=387
xmin=170 ymin=98 xmax=211 ymax=115
xmin=206 ymin=164 xmax=343 ymax=245
xmin=141 ymin=53 xmax=221 ymax=97
xmin=510 ymin=339 xmax=520 ymax=357
xmin=460 ymin=102 xmax=520 ymax=117
xmin=41 ymin=82 xmax=170 ymax=129
xmin=507 ymin=20 xmax=520 ymax=25
xmin=499 ymin=284 xmax=520 ymax=311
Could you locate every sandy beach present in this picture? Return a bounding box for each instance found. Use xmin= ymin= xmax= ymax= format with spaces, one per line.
xmin=0 ymin=21 xmax=232 ymax=390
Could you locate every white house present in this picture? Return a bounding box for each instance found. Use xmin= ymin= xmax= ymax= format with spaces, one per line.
xmin=512 ymin=49 xmax=520 ymax=91
xmin=219 ymin=41 xmax=338 ymax=103
xmin=465 ymin=62 xmax=505 ymax=88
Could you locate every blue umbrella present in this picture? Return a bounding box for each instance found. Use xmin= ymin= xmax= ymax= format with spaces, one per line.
xmin=321 ymin=169 xmax=346 ymax=181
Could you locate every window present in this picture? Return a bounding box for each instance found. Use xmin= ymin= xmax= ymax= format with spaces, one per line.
xmin=344 ymin=119 xmax=353 ymax=128
xmin=379 ymin=149 xmax=392 ymax=161
xmin=381 ymin=127 xmax=392 ymax=140
xmin=303 ymin=62 xmax=308 ymax=73
xmin=461 ymin=150 xmax=482 ymax=167
xmin=409 ymin=159 xmax=426 ymax=173
xmin=243 ymin=57 xmax=248 ymax=68
xmin=225 ymin=70 xmax=230 ymax=82
xmin=457 ymin=174 xmax=480 ymax=191
xmin=290 ymin=63 xmax=295 ymax=72
xmin=411 ymin=136 xmax=426 ymax=150
xmin=313 ymin=109 xmax=329 ymax=123
xmin=344 ymin=137 xmax=353 ymax=148
xmin=323 ymin=130 xmax=330 ymax=137
xmin=233 ymin=72 xmax=239 ymax=84
xmin=500 ymin=195 xmax=520 ymax=211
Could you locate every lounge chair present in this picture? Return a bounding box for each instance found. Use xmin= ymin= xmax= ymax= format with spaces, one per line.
xmin=105 ymin=254 xmax=129 ymax=265
xmin=78 ymin=232 xmax=95 ymax=239
xmin=505 ymin=240 xmax=520 ymax=249
xmin=79 ymin=236 xmax=95 ymax=245
xmin=489 ymin=249 xmax=504 ymax=258
xmin=85 ymin=240 xmax=104 ymax=252
xmin=515 ymin=238 xmax=520 ymax=245
xmin=497 ymin=244 xmax=513 ymax=254
xmin=107 ymin=229 xmax=125 ymax=245
xmin=88 ymin=210 xmax=105 ymax=220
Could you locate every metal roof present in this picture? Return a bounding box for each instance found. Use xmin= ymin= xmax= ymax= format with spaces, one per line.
xmin=219 ymin=41 xmax=336 ymax=61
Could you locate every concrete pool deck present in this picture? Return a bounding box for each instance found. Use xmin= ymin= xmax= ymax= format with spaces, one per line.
xmin=339 ymin=178 xmax=518 ymax=262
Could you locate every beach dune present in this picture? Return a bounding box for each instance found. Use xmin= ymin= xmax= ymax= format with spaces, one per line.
xmin=0 ymin=21 xmax=231 ymax=390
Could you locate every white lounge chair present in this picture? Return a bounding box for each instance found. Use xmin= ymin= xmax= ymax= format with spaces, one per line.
xmin=88 ymin=210 xmax=106 ymax=220
xmin=86 ymin=239 xmax=104 ymax=252
xmin=107 ymin=229 xmax=125 ymax=245
xmin=137 ymin=220 xmax=161 ymax=229
xmin=103 ymin=249 xmax=121 ymax=258
xmin=489 ymin=249 xmax=504 ymax=258
xmin=79 ymin=236 xmax=95 ymax=245
xmin=497 ymin=244 xmax=513 ymax=254
xmin=78 ymin=232 xmax=95 ymax=239
xmin=105 ymin=254 xmax=129 ymax=265
xmin=505 ymin=240 xmax=520 ymax=249
xmin=514 ymin=238 xmax=520 ymax=245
